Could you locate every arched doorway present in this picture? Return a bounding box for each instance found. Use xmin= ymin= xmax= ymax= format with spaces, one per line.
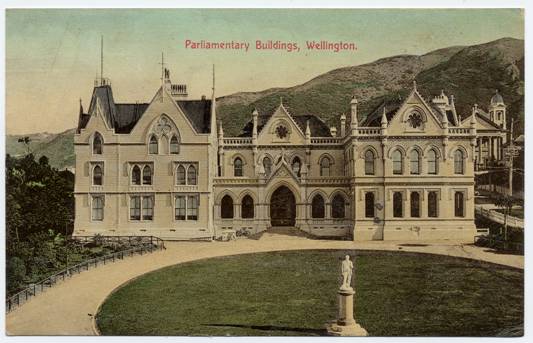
xmin=270 ymin=186 xmax=296 ymax=226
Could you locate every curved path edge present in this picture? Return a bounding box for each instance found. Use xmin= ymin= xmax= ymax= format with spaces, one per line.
xmin=6 ymin=238 xmax=523 ymax=336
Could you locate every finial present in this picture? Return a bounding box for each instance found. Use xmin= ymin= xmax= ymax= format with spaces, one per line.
xmin=252 ymin=108 xmax=258 ymax=116
xmin=450 ymin=94 xmax=455 ymax=102
xmin=280 ymin=96 xmax=283 ymax=106
xmin=351 ymin=95 xmax=358 ymax=104
xmin=100 ymin=35 xmax=104 ymax=85
xmin=212 ymin=64 xmax=215 ymax=93
xmin=441 ymin=89 xmax=444 ymax=96
xmin=381 ymin=106 xmax=388 ymax=125
xmin=413 ymin=80 xmax=417 ymax=90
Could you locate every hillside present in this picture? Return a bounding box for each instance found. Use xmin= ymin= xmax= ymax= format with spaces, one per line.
xmin=6 ymin=37 xmax=524 ymax=169
xmin=6 ymin=129 xmax=75 ymax=170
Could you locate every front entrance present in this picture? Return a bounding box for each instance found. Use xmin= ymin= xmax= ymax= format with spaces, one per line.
xmin=270 ymin=186 xmax=296 ymax=226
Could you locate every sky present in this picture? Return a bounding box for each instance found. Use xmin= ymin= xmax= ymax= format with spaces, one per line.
xmin=5 ymin=8 xmax=524 ymax=135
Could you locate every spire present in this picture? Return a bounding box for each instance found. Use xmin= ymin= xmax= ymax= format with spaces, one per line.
xmin=210 ymin=64 xmax=217 ymax=136
xmin=340 ymin=113 xmax=346 ymax=137
xmin=470 ymin=105 xmax=478 ymax=125
xmin=381 ymin=107 xmax=388 ymax=127
xmin=305 ymin=119 xmax=311 ymax=139
xmin=100 ymin=35 xmax=103 ymax=85
xmin=252 ymin=108 xmax=258 ymax=142
xmin=79 ymin=98 xmax=83 ymax=115
xmin=218 ymin=120 xmax=224 ymax=137
xmin=159 ymin=52 xmax=166 ymax=87
xmin=412 ymin=80 xmax=417 ymax=91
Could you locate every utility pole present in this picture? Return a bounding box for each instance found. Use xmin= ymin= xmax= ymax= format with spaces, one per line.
xmin=508 ymin=118 xmax=514 ymax=197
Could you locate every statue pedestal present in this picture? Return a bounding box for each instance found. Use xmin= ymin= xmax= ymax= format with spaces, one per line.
xmin=326 ymin=288 xmax=368 ymax=336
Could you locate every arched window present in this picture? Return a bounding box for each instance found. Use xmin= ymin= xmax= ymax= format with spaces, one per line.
xmin=142 ymin=165 xmax=152 ymax=185
xmin=292 ymin=157 xmax=301 ymax=177
xmin=311 ymin=194 xmax=325 ymax=218
xmin=365 ymin=192 xmax=375 ymax=218
xmin=454 ymin=192 xmax=464 ymax=217
xmin=93 ymin=133 xmax=103 ymax=154
xmin=428 ymin=191 xmax=438 ymax=217
xmin=221 ymin=195 xmax=234 ymax=219
xmin=170 ymin=135 xmax=179 ymax=154
xmin=176 ymin=165 xmax=186 ymax=185
xmin=364 ymin=150 xmax=375 ymax=175
xmin=234 ymin=157 xmax=243 ymax=177
xmin=427 ymin=149 xmax=438 ymax=175
xmin=392 ymin=150 xmax=403 ymax=175
xmin=410 ymin=192 xmax=420 ymax=217
xmin=320 ymin=157 xmax=331 ymax=177
xmin=187 ymin=165 xmax=197 ymax=185
xmin=263 ymin=157 xmax=272 ymax=177
xmin=241 ymin=195 xmax=254 ymax=219
xmin=393 ymin=192 xmax=403 ymax=217
xmin=149 ymin=135 xmax=158 ymax=154
xmin=410 ymin=150 xmax=420 ymax=175
xmin=331 ymin=194 xmax=346 ymax=219
xmin=93 ymin=165 xmax=103 ymax=185
xmin=454 ymin=149 xmax=464 ymax=174
xmin=132 ymin=165 xmax=141 ymax=185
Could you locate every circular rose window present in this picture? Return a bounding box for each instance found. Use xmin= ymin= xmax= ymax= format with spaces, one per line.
xmin=407 ymin=112 xmax=423 ymax=128
xmin=276 ymin=125 xmax=289 ymax=139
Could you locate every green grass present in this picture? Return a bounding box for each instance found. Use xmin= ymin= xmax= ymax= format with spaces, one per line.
xmin=96 ymin=250 xmax=523 ymax=336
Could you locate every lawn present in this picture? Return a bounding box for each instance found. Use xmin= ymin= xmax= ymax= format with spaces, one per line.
xmin=96 ymin=250 xmax=523 ymax=336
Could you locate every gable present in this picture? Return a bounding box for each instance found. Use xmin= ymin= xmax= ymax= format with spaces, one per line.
xmin=257 ymin=104 xmax=306 ymax=145
xmin=386 ymin=90 xmax=444 ymax=136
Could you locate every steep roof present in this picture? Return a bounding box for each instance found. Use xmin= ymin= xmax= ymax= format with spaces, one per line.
xmin=361 ymin=98 xmax=403 ymax=127
xmin=77 ymin=85 xmax=212 ymax=134
xmin=177 ymin=100 xmax=212 ymax=134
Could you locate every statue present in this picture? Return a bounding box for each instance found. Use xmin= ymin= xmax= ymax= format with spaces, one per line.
xmin=340 ymin=255 xmax=353 ymax=290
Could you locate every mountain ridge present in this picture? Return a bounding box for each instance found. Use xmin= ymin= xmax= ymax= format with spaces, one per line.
xmin=6 ymin=37 xmax=523 ymax=170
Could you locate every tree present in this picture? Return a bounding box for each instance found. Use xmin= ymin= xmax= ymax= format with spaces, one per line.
xmin=494 ymin=194 xmax=523 ymax=244
xmin=17 ymin=136 xmax=32 ymax=155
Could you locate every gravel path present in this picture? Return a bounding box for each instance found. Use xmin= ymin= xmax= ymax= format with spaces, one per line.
xmin=6 ymin=233 xmax=523 ymax=335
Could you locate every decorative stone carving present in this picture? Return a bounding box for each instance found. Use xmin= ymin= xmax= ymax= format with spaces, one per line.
xmin=153 ymin=116 xmax=173 ymax=136
xmin=340 ymin=255 xmax=353 ymax=291
xmin=407 ymin=112 xmax=423 ymax=129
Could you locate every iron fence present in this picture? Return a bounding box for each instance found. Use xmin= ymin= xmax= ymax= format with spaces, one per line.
xmin=6 ymin=235 xmax=165 ymax=313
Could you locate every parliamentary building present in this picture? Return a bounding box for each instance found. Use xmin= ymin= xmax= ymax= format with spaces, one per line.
xmin=73 ymin=69 xmax=508 ymax=241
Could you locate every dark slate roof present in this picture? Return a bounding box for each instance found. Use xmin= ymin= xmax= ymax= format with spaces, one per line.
xmin=114 ymin=103 xmax=150 ymax=133
xmin=428 ymin=103 xmax=457 ymax=126
xmin=362 ymin=99 xmax=403 ymax=127
xmin=77 ymin=85 xmax=212 ymax=134
xmin=177 ymin=100 xmax=212 ymax=134
xmin=239 ymin=106 xmax=332 ymax=137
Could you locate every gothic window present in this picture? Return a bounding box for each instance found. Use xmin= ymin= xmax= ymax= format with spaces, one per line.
xmin=410 ymin=192 xmax=420 ymax=218
xmin=454 ymin=150 xmax=464 ymax=174
xmin=93 ymin=133 xmax=103 ymax=154
xmin=407 ymin=112 xmax=423 ymax=128
xmin=263 ymin=157 xmax=272 ymax=177
xmin=364 ymin=150 xmax=375 ymax=175
xmin=176 ymin=165 xmax=186 ymax=185
xmin=365 ymin=192 xmax=375 ymax=218
xmin=130 ymin=196 xmax=141 ymax=220
xmin=454 ymin=192 xmax=465 ymax=217
xmin=241 ymin=195 xmax=254 ymax=219
xmin=187 ymin=195 xmax=199 ymax=220
xmin=410 ymin=150 xmax=420 ymax=175
xmin=142 ymin=165 xmax=152 ymax=185
xmin=221 ymin=195 xmax=234 ymax=219
xmin=170 ymin=135 xmax=180 ymax=154
xmin=92 ymin=195 xmax=104 ymax=221
xmin=234 ymin=158 xmax=243 ymax=177
xmin=428 ymin=191 xmax=438 ymax=218
xmin=292 ymin=157 xmax=301 ymax=177
xmin=392 ymin=150 xmax=403 ymax=175
xmin=132 ymin=165 xmax=141 ymax=185
xmin=393 ymin=192 xmax=403 ymax=218
xmin=320 ymin=157 xmax=331 ymax=177
xmin=142 ymin=196 xmax=154 ymax=220
xmin=311 ymin=194 xmax=325 ymax=219
xmin=93 ymin=165 xmax=103 ymax=185
xmin=187 ymin=165 xmax=197 ymax=185
xmin=175 ymin=196 xmax=186 ymax=220
xmin=331 ymin=194 xmax=346 ymax=219
xmin=427 ymin=149 xmax=438 ymax=175
xmin=149 ymin=135 xmax=158 ymax=154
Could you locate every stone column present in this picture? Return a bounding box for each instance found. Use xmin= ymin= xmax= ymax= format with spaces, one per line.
xmin=326 ymin=288 xmax=368 ymax=336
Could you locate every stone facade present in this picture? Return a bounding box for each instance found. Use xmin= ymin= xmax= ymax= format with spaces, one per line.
xmin=73 ymin=73 xmax=508 ymax=241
